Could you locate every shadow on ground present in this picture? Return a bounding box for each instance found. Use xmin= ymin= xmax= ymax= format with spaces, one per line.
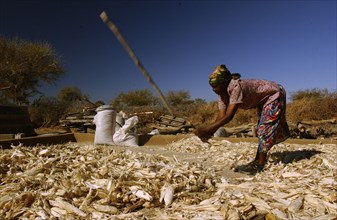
xmin=270 ymin=149 xmax=322 ymax=164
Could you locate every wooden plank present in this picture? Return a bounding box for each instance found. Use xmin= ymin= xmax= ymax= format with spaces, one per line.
xmin=300 ymin=119 xmax=336 ymax=125
xmin=160 ymin=115 xmax=187 ymax=123
xmin=60 ymin=119 xmax=94 ymax=124
xmin=158 ymin=115 xmax=190 ymax=128
xmin=0 ymin=133 xmax=76 ymax=149
xmin=0 ymin=114 xmax=32 ymax=124
xmin=0 ymin=134 xmax=14 ymax=140
xmin=0 ymin=105 xmax=30 ymax=114
xmin=0 ymin=106 xmax=34 ymax=134
xmin=65 ymin=115 xmax=95 ymax=120
xmin=0 ymin=123 xmax=35 ymax=134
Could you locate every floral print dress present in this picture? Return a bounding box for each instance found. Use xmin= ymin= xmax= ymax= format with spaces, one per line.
xmin=217 ymin=79 xmax=290 ymax=152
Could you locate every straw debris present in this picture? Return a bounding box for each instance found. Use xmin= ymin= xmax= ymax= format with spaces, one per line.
xmin=0 ymin=137 xmax=336 ymax=219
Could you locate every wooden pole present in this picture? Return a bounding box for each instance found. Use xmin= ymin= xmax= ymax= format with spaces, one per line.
xmin=100 ymin=11 xmax=174 ymax=116
xmin=0 ymin=86 xmax=10 ymax=90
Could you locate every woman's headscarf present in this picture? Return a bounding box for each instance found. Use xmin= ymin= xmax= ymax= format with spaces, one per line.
xmin=208 ymin=64 xmax=232 ymax=87
xmin=208 ymin=64 xmax=241 ymax=86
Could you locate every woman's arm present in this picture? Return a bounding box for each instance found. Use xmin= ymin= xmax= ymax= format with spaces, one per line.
xmin=195 ymin=103 xmax=239 ymax=138
xmin=216 ymin=108 xmax=226 ymax=120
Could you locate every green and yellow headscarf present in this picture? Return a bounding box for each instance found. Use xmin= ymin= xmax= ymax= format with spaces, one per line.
xmin=209 ymin=64 xmax=241 ymax=87
xmin=208 ymin=64 xmax=232 ymax=87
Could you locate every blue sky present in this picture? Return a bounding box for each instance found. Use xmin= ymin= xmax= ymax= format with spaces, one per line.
xmin=1 ymin=0 xmax=336 ymax=103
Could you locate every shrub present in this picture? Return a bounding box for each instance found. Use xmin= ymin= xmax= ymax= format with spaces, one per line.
xmin=287 ymin=89 xmax=337 ymax=122
xmin=29 ymin=96 xmax=67 ymax=127
xmin=188 ymin=101 xmax=218 ymax=126
xmin=226 ymin=108 xmax=258 ymax=127
xmin=111 ymin=89 xmax=160 ymax=112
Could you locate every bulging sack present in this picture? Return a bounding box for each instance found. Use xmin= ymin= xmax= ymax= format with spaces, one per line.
xmin=93 ymin=106 xmax=116 ymax=145
xmin=113 ymin=115 xmax=139 ymax=147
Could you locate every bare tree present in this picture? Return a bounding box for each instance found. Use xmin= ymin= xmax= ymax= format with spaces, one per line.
xmin=0 ymin=36 xmax=64 ymax=105
xmin=58 ymin=86 xmax=84 ymax=102
xmin=112 ymin=89 xmax=159 ymax=111
xmin=166 ymin=90 xmax=192 ymax=107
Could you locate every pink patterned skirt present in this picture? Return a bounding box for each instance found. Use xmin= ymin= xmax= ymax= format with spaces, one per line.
xmin=257 ymin=85 xmax=290 ymax=152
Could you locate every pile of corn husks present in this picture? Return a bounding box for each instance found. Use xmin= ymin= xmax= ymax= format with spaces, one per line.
xmin=0 ymin=136 xmax=336 ymax=219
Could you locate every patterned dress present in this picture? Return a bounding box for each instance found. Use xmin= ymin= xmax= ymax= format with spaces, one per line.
xmin=217 ymin=79 xmax=290 ymax=152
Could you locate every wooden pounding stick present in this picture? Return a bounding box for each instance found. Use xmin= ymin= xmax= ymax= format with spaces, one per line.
xmin=100 ymin=11 xmax=174 ymax=116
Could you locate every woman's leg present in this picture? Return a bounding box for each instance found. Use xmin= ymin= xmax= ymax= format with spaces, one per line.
xmin=257 ymin=90 xmax=289 ymax=155
xmin=235 ymin=96 xmax=287 ymax=174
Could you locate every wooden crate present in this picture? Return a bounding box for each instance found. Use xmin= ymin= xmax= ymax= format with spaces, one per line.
xmin=0 ymin=105 xmax=36 ymax=137
xmin=153 ymin=115 xmax=193 ymax=134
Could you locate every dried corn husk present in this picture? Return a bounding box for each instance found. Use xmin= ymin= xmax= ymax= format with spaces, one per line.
xmin=53 ymin=197 xmax=86 ymax=217
xmin=287 ymin=196 xmax=303 ymax=213
xmin=0 ymin=137 xmax=335 ymax=219
xmin=129 ymin=186 xmax=153 ymax=201
xmin=159 ymin=184 xmax=174 ymax=206
xmin=92 ymin=203 xmax=119 ymax=214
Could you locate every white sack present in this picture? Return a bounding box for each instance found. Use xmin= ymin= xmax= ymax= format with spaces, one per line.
xmin=93 ymin=109 xmax=116 ymax=145
xmin=214 ymin=127 xmax=227 ymax=137
xmin=113 ymin=116 xmax=139 ymax=147
xmin=115 ymin=111 xmax=126 ymax=131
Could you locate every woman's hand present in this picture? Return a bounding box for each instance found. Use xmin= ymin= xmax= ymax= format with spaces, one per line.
xmin=194 ymin=126 xmax=213 ymax=141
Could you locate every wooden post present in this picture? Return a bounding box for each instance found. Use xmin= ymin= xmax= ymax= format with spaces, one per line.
xmin=100 ymin=11 xmax=174 ymax=116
